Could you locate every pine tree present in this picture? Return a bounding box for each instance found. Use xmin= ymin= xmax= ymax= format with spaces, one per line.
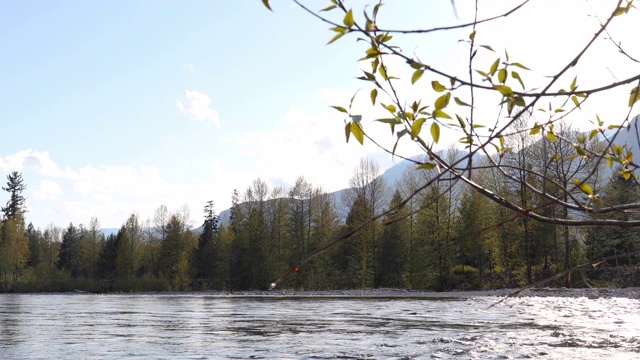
xmin=1 ymin=171 xmax=27 ymax=220
xmin=58 ymin=223 xmax=83 ymax=277
xmin=196 ymin=200 xmax=219 ymax=288
xmin=376 ymin=190 xmax=408 ymax=288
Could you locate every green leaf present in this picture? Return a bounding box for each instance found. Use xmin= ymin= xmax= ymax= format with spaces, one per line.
xmin=379 ymin=65 xmax=388 ymax=80
xmin=456 ymin=114 xmax=466 ymax=129
xmin=489 ymin=58 xmax=500 ymax=75
xmin=494 ymin=85 xmax=513 ymax=96
xmin=434 ymin=92 xmax=451 ymax=110
xmin=476 ymin=70 xmax=489 ymax=78
xmin=629 ymin=86 xmax=640 ymax=107
xmin=261 ymin=0 xmax=272 ymax=11
xmin=480 ymin=45 xmax=494 ymax=52
xmin=382 ymin=103 xmax=396 ymax=113
xmin=570 ymin=76 xmax=578 ymax=91
xmin=410 ymin=118 xmax=425 ymax=140
xmin=431 ymin=80 xmax=446 ymax=92
xmin=432 ymin=109 xmax=451 ymax=119
xmin=512 ymin=71 xmax=525 ymax=89
xmin=454 ymin=97 xmax=471 ymax=107
xmin=343 ymin=9 xmax=355 ymax=27
xmin=498 ymin=68 xmax=507 ymax=83
xmin=530 ymin=123 xmax=541 ymax=135
xmin=370 ymin=88 xmax=378 ymax=105
xmin=375 ymin=118 xmax=402 ymax=125
xmin=327 ymin=32 xmax=345 ymax=45
xmin=331 ymin=106 xmax=348 ymax=113
xmin=511 ymin=62 xmax=530 ymax=70
xmin=344 ymin=123 xmax=351 ymax=143
xmin=469 ymin=31 xmax=476 ymax=41
xmin=547 ymin=131 xmax=557 ymax=142
xmin=571 ymin=95 xmax=580 ymax=109
xmin=411 ymin=69 xmax=424 ymax=84
xmin=320 ymin=4 xmax=336 ymax=11
xmin=417 ymin=162 xmax=436 ymax=170
xmin=572 ymin=178 xmax=593 ymax=196
xmin=350 ymin=122 xmax=364 ymax=145
xmin=431 ymin=122 xmax=440 ymax=143
xmin=409 ymin=61 xmax=422 ymax=69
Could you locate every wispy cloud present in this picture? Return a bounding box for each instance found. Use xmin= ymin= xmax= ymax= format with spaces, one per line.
xmin=176 ymin=90 xmax=221 ymax=127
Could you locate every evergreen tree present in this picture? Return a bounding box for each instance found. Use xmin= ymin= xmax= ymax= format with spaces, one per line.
xmin=26 ymin=222 xmax=43 ymax=268
xmin=158 ymin=214 xmax=193 ymax=290
xmin=196 ymin=200 xmax=219 ymax=288
xmin=376 ymin=190 xmax=408 ymax=288
xmin=58 ymin=223 xmax=83 ymax=277
xmin=1 ymin=171 xmax=27 ymax=220
xmin=98 ymin=233 xmax=119 ymax=280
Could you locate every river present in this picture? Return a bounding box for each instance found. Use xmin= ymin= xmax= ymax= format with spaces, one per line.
xmin=0 ymin=293 xmax=639 ymax=359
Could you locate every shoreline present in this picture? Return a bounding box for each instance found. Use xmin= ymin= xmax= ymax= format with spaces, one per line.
xmin=194 ymin=287 xmax=640 ymax=299
xmin=3 ymin=287 xmax=640 ymax=299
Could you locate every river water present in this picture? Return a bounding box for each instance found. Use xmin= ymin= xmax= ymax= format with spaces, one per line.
xmin=0 ymin=293 xmax=639 ymax=359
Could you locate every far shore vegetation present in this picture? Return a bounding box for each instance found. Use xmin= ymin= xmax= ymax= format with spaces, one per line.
xmin=1 ymin=153 xmax=639 ymax=293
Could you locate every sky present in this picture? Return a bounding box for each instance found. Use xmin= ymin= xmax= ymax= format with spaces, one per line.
xmin=0 ymin=0 xmax=638 ymax=229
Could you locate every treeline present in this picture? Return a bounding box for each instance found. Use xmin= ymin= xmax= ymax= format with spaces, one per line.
xmin=2 ymin=126 xmax=640 ymax=292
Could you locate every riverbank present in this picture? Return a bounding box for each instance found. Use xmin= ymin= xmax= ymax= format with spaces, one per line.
xmin=201 ymin=287 xmax=640 ymax=299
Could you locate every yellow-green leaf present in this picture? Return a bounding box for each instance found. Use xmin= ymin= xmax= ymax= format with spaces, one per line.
xmin=469 ymin=31 xmax=476 ymax=41
xmin=379 ymin=65 xmax=388 ymax=80
xmin=370 ymin=89 xmax=378 ymax=105
xmin=382 ymin=103 xmax=396 ymax=113
xmin=498 ymin=68 xmax=507 ymax=83
xmin=511 ymin=62 xmax=530 ymax=70
xmin=350 ymin=121 xmax=364 ymax=145
xmin=344 ymin=122 xmax=351 ymax=143
xmin=512 ymin=71 xmax=525 ymax=89
xmin=456 ymin=114 xmax=466 ymax=129
xmin=489 ymin=58 xmax=500 ymax=75
xmin=434 ymin=92 xmax=451 ymax=110
xmin=454 ymin=97 xmax=471 ymax=107
xmin=570 ymin=76 xmax=578 ymax=91
xmin=261 ymin=0 xmax=272 ymax=11
xmin=530 ymin=123 xmax=541 ymax=135
xmin=327 ymin=32 xmax=345 ymax=45
xmin=410 ymin=118 xmax=425 ymax=140
xmin=417 ymin=162 xmax=436 ymax=170
xmin=432 ymin=80 xmax=446 ymax=92
xmin=571 ymin=95 xmax=581 ymax=109
xmin=572 ymin=178 xmax=593 ymax=195
xmin=320 ymin=4 xmax=336 ymax=11
xmin=343 ymin=9 xmax=355 ymax=27
xmin=331 ymin=106 xmax=348 ymax=113
xmin=494 ymin=85 xmax=513 ymax=96
xmin=431 ymin=122 xmax=440 ymax=143
xmin=432 ymin=109 xmax=451 ymax=119
xmin=411 ymin=69 xmax=424 ymax=84
xmin=629 ymin=86 xmax=640 ymax=107
xmin=547 ymin=131 xmax=557 ymax=142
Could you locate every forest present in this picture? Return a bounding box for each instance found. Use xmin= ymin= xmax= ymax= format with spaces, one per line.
xmin=1 ymin=121 xmax=639 ymax=293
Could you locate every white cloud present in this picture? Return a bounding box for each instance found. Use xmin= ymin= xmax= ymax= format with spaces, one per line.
xmin=176 ymin=90 xmax=221 ymax=127
xmin=33 ymin=179 xmax=62 ymax=200
xmin=0 ymin=149 xmax=74 ymax=178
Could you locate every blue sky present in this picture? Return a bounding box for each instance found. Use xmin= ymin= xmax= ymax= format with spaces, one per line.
xmin=1 ymin=1 xmax=637 ymax=229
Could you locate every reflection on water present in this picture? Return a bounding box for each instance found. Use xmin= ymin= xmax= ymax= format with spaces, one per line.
xmin=0 ymin=293 xmax=639 ymax=359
